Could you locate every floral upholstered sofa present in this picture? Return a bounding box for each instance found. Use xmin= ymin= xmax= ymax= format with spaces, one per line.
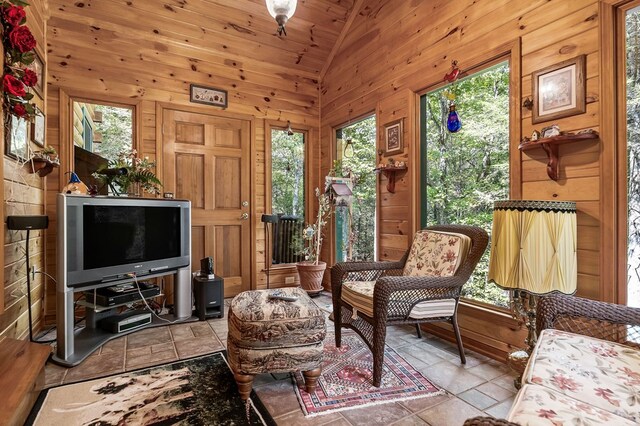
xmin=465 ymin=294 xmax=640 ymax=426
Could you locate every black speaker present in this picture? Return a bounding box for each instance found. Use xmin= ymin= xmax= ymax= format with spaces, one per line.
xmin=200 ymin=257 xmax=214 ymax=275
xmin=7 ymin=215 xmax=49 ymax=230
xmin=193 ymin=275 xmax=224 ymax=320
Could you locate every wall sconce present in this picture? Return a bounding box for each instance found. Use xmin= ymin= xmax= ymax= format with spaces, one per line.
xmin=265 ymin=0 xmax=297 ymax=36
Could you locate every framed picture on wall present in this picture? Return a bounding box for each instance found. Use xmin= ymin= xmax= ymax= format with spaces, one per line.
xmin=384 ymin=119 xmax=403 ymax=155
xmin=26 ymin=51 xmax=45 ymax=99
xmin=5 ymin=115 xmax=29 ymax=160
xmin=532 ymin=55 xmax=586 ymax=124
xmin=31 ymin=107 xmax=45 ymax=147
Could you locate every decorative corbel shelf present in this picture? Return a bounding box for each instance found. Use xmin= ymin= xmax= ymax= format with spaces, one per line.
xmin=373 ymin=165 xmax=407 ymax=193
xmin=518 ymin=133 xmax=599 ymax=181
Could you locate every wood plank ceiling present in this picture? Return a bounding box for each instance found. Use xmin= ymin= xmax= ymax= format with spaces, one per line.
xmin=47 ymin=0 xmax=355 ymax=115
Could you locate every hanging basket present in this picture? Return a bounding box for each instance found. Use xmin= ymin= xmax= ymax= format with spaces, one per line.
xmin=296 ymin=261 xmax=326 ymax=294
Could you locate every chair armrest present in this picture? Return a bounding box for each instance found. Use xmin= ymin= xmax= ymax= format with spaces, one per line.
xmin=537 ymin=294 xmax=640 ymax=346
xmin=330 ymin=256 xmax=406 ymax=292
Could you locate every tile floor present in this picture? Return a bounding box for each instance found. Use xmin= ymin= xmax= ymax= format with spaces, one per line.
xmin=43 ymin=293 xmax=518 ymax=425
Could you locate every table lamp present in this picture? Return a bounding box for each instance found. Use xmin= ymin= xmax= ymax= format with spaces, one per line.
xmin=488 ymin=200 xmax=577 ymax=384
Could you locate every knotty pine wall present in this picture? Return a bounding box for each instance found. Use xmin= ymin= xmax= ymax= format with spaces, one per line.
xmin=43 ymin=1 xmax=321 ymax=323
xmin=1 ymin=0 xmax=49 ymax=339
xmin=320 ymin=0 xmax=602 ymax=360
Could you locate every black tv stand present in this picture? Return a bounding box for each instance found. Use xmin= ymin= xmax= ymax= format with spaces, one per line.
xmin=52 ymin=266 xmax=193 ymax=367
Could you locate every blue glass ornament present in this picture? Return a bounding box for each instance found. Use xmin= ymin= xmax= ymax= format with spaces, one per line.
xmin=447 ymin=104 xmax=462 ymax=133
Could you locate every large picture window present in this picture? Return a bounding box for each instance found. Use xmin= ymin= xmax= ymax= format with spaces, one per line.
xmin=420 ymin=61 xmax=510 ymax=307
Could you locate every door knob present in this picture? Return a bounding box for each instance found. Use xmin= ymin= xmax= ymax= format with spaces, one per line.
xmin=242 ymin=201 xmax=249 ymax=207
xmin=240 ymin=213 xmax=249 ymax=220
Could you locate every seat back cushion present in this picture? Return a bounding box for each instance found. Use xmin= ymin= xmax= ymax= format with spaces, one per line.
xmin=403 ymin=230 xmax=472 ymax=277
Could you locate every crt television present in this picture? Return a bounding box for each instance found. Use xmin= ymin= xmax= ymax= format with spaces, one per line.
xmin=58 ymin=194 xmax=191 ymax=288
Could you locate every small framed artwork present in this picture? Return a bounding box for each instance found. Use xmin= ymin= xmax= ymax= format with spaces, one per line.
xmin=532 ymin=55 xmax=586 ymax=124
xmin=5 ymin=115 xmax=29 ymax=160
xmin=189 ymin=84 xmax=228 ymax=108
xmin=27 ymin=51 xmax=44 ymax=99
xmin=31 ymin=108 xmax=45 ymax=147
xmin=384 ymin=119 xmax=403 ymax=155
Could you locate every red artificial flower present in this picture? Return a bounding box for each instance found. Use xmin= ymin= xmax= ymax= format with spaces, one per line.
xmin=3 ymin=74 xmax=25 ymax=97
xmin=13 ymin=103 xmax=27 ymax=117
xmin=3 ymin=5 xmax=25 ymax=27
xmin=9 ymin=25 xmax=36 ymax=53
xmin=22 ymin=68 xmax=37 ymax=87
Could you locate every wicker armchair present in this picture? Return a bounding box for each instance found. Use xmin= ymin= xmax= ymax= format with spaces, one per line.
xmin=331 ymin=225 xmax=488 ymax=387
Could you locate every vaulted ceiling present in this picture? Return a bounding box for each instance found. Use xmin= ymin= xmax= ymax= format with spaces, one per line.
xmin=48 ymin=0 xmax=357 ymax=79
xmin=46 ymin=0 xmax=359 ymax=120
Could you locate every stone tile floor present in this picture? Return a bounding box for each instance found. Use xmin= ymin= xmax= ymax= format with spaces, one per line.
xmin=44 ymin=293 xmax=518 ymax=425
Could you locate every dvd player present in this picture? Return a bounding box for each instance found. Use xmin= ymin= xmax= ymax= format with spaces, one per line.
xmin=83 ymin=282 xmax=160 ymax=307
xmin=99 ymin=311 xmax=152 ymax=333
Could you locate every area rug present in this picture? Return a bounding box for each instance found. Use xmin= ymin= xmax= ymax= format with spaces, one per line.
xmin=293 ymin=332 xmax=444 ymax=416
xmin=29 ymin=352 xmax=276 ymax=425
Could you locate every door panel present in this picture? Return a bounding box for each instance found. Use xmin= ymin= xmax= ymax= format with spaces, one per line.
xmin=163 ymin=108 xmax=251 ymax=297
xmin=176 ymin=153 xmax=205 ymax=208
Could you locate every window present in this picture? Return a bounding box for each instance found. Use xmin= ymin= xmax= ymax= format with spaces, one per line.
xmin=270 ymin=127 xmax=305 ymax=264
xmin=72 ymin=100 xmax=134 ymax=194
xmin=625 ymin=5 xmax=640 ymax=307
xmin=420 ymin=61 xmax=510 ymax=307
xmin=335 ymin=115 xmax=377 ymax=262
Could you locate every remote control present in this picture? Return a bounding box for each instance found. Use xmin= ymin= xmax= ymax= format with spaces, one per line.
xmin=268 ymin=292 xmax=298 ymax=302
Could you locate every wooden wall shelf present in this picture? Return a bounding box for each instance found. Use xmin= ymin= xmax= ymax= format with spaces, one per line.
xmin=26 ymin=158 xmax=59 ymax=177
xmin=374 ymin=165 xmax=407 ymax=193
xmin=518 ymin=133 xmax=599 ymax=181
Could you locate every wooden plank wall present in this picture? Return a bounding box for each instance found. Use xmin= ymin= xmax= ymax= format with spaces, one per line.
xmin=43 ymin=1 xmax=322 ymax=322
xmin=320 ymin=0 xmax=602 ymax=360
xmin=1 ymin=0 xmax=49 ymax=339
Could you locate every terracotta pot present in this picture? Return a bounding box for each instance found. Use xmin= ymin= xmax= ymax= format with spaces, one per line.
xmin=296 ymin=261 xmax=326 ymax=294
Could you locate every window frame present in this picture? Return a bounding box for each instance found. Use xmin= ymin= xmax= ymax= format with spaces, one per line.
xmin=416 ymin=43 xmax=521 ymax=313
xmin=60 ymin=90 xmax=141 ymax=194
xmin=264 ymin=120 xmax=311 ymax=269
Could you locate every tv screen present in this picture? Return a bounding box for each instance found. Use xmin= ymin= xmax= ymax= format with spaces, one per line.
xmin=59 ymin=194 xmax=191 ymax=288
xmin=83 ymin=205 xmax=181 ymax=270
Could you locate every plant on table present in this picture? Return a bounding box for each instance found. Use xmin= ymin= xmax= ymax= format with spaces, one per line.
xmin=94 ymin=149 xmax=162 ymax=196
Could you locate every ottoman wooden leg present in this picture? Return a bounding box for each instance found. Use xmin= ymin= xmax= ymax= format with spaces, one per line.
xmin=234 ymin=372 xmax=255 ymax=400
xmin=302 ymin=368 xmax=322 ymax=394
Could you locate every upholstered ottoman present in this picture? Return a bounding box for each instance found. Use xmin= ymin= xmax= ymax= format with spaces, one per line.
xmin=227 ymin=287 xmax=326 ymax=400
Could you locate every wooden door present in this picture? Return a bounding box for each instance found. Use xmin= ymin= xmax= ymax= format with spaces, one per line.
xmin=162 ymin=108 xmax=251 ymax=297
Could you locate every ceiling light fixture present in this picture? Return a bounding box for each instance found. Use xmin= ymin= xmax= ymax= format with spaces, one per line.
xmin=265 ymin=0 xmax=297 ymax=36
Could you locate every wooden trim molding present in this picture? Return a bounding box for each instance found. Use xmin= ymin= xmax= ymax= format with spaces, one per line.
xmin=320 ymin=0 xmax=365 ymax=81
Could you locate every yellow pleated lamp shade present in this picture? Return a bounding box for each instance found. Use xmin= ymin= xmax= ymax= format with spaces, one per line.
xmin=488 ymin=200 xmax=577 ymax=295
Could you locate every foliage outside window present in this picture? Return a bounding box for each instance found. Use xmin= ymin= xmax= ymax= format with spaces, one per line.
xmin=421 ymin=62 xmax=510 ymax=307
xmin=335 ymin=116 xmax=377 ymax=262
xmin=625 ymin=7 xmax=640 ymax=307
xmin=73 ymin=101 xmax=134 ymax=194
xmin=270 ymin=128 xmax=305 ymax=265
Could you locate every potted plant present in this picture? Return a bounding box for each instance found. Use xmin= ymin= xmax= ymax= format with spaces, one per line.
xmin=94 ymin=149 xmax=162 ymax=196
xmin=296 ymin=187 xmax=332 ymax=294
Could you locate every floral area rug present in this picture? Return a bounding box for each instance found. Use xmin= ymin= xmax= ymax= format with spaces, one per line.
xmin=29 ymin=352 xmax=275 ymax=425
xmin=293 ymin=332 xmax=444 ymax=416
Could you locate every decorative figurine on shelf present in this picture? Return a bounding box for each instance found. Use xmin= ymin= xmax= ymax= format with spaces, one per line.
xmin=541 ymin=124 xmax=561 ymax=138
xmin=531 ymin=130 xmax=540 ymax=141
xmin=62 ymin=172 xmax=88 ymax=195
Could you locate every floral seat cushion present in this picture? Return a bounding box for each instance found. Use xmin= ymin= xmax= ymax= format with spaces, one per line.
xmin=522 ymin=329 xmax=640 ymax=422
xmin=341 ymin=280 xmax=457 ymax=319
xmin=508 ymin=384 xmax=636 ymax=425
xmin=402 ymin=230 xmax=471 ymax=277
